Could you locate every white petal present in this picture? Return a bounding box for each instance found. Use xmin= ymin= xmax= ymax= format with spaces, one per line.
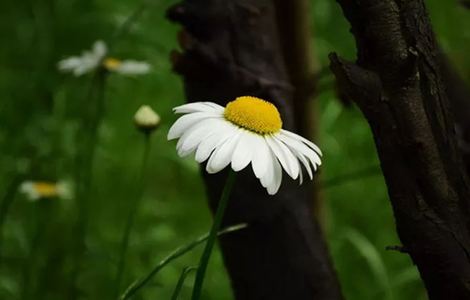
xmin=176 ymin=119 xmax=220 ymax=157
xmin=195 ymin=121 xmax=235 ymax=163
xmin=276 ymin=132 xmax=322 ymax=170
xmin=115 ymin=60 xmax=151 ymax=75
xmin=267 ymin=153 xmax=282 ymax=195
xmin=280 ymin=129 xmax=322 ymax=156
xmin=58 ymin=57 xmax=82 ymax=71
xmin=56 ymin=181 xmax=74 ymax=200
xmin=259 ymin=149 xmax=274 ymax=189
xmin=297 ymin=151 xmax=314 ymax=179
xmin=274 ymin=136 xmax=301 ymax=180
xmin=251 ymin=134 xmax=270 ymax=180
xmin=206 ymin=129 xmax=242 ymax=174
xmin=168 ymin=112 xmax=221 ymax=140
xmin=230 ymin=130 xmax=253 ymax=172
xmin=173 ymin=102 xmax=224 ymax=114
xmin=93 ymin=40 xmax=108 ymax=58
xmin=274 ymin=134 xmax=313 ymax=180
xmin=265 ymin=135 xmax=300 ymax=180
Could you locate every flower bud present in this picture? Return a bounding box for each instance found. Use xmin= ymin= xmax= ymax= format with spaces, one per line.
xmin=134 ymin=105 xmax=161 ymax=133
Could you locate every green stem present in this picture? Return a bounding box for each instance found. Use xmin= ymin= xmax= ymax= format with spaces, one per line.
xmin=0 ymin=175 xmax=22 ymax=259
xmin=68 ymin=70 xmax=107 ymax=299
xmin=114 ymin=133 xmax=152 ymax=298
xmin=120 ymin=223 xmax=247 ymax=300
xmin=191 ymin=171 xmax=237 ymax=300
xmin=171 ymin=266 xmax=197 ymax=300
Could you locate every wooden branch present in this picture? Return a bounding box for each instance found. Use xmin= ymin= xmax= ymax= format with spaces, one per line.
xmin=273 ymin=0 xmax=317 ymax=137
xmin=330 ymin=1 xmax=470 ymax=299
xmin=272 ymin=0 xmax=324 ymax=222
xmin=167 ymin=1 xmax=343 ymax=299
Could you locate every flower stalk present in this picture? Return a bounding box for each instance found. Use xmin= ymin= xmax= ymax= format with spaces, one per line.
xmin=115 ymin=132 xmax=152 ymax=297
xmin=191 ymin=170 xmax=237 ymax=300
xmin=69 ymin=69 xmax=108 ymax=298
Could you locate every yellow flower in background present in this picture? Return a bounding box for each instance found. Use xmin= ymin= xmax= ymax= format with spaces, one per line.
xmin=134 ymin=105 xmax=161 ymax=133
xmin=168 ymin=96 xmax=322 ymax=195
xmin=19 ymin=181 xmax=73 ymax=201
xmin=57 ymin=40 xmax=151 ymax=77
xmin=103 ymin=57 xmax=122 ymax=70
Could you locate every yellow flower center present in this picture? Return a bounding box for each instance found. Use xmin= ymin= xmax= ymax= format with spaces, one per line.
xmin=103 ymin=57 xmax=122 ymax=71
xmin=224 ymin=96 xmax=282 ymax=134
xmin=34 ymin=182 xmax=59 ymax=198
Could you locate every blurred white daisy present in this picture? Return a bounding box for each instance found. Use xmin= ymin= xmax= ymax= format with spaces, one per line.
xmin=19 ymin=180 xmax=73 ymax=201
xmin=168 ymin=96 xmax=322 ymax=195
xmin=57 ymin=40 xmax=151 ymax=77
xmin=58 ymin=40 xmax=107 ymax=76
xmin=134 ymin=105 xmax=161 ymax=133
xmin=103 ymin=58 xmax=151 ymax=75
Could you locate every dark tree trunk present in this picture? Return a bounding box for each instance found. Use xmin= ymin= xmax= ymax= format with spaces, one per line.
xmin=167 ymin=0 xmax=343 ymax=299
xmin=329 ymin=0 xmax=470 ymax=299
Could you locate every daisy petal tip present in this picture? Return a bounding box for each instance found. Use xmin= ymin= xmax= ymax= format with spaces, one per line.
xmin=167 ymin=132 xmax=177 ymax=141
xmin=266 ymin=186 xmax=279 ymax=195
xmin=230 ymin=164 xmax=242 ymax=173
xmin=206 ymin=167 xmax=218 ymax=174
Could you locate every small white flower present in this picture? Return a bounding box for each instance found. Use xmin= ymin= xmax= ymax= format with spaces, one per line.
xmin=134 ymin=105 xmax=161 ymax=132
xmin=104 ymin=58 xmax=151 ymax=75
xmin=20 ymin=180 xmax=74 ymax=201
xmin=58 ymin=40 xmax=107 ymax=76
xmin=57 ymin=41 xmax=151 ymax=76
xmin=168 ymin=96 xmax=322 ymax=195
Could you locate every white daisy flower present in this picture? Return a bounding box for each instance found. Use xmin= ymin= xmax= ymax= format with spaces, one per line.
xmin=103 ymin=58 xmax=151 ymax=75
xmin=58 ymin=40 xmax=107 ymax=76
xmin=19 ymin=180 xmax=73 ymax=201
xmin=134 ymin=105 xmax=161 ymax=132
xmin=168 ymin=96 xmax=322 ymax=195
xmin=57 ymin=40 xmax=151 ymax=76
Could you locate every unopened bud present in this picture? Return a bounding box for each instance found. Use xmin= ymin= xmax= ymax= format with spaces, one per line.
xmin=134 ymin=105 xmax=161 ymax=133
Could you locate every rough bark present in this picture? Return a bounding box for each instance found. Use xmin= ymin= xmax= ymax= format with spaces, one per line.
xmin=329 ymin=0 xmax=470 ymax=299
xmin=167 ymin=1 xmax=343 ymax=299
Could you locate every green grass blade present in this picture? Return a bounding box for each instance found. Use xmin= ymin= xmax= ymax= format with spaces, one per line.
xmin=171 ymin=266 xmax=197 ymax=300
xmin=120 ymin=223 xmax=247 ymax=300
xmin=344 ymin=228 xmax=393 ymax=300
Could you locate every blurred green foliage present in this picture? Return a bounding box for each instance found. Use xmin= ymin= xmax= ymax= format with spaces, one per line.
xmin=0 ymin=0 xmax=469 ymax=299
